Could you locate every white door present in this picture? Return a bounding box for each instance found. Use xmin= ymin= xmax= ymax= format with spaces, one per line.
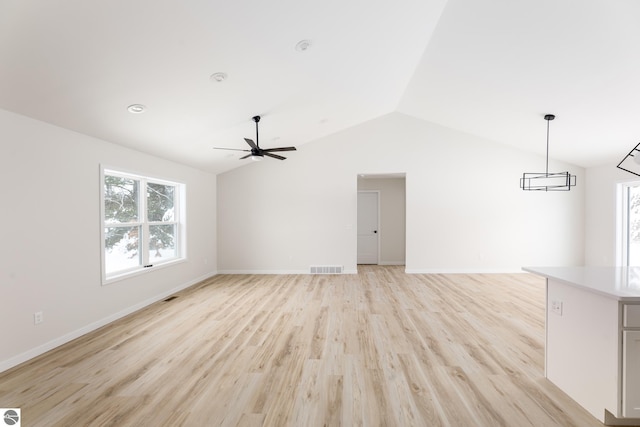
xmin=357 ymin=191 xmax=378 ymax=264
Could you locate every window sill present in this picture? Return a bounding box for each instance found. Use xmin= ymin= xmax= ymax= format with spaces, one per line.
xmin=102 ymin=257 xmax=187 ymax=286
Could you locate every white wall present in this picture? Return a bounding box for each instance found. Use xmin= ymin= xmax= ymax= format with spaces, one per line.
xmin=358 ymin=177 xmax=406 ymax=265
xmin=584 ymin=164 xmax=637 ymax=266
xmin=217 ymin=112 xmax=585 ymax=273
xmin=0 ymin=109 xmax=217 ymax=372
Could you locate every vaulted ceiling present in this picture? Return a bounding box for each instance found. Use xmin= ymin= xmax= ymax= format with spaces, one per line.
xmin=2 ymin=0 xmax=640 ymax=174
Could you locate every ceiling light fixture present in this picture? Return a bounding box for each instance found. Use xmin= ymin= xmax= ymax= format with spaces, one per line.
xmin=295 ymin=39 xmax=312 ymax=52
xmin=520 ymin=114 xmax=576 ymax=191
xmin=250 ymin=154 xmax=264 ymax=162
xmin=616 ymin=142 xmax=640 ymax=176
xmin=210 ymin=72 xmax=227 ymax=82
xmin=127 ymin=104 xmax=146 ymax=114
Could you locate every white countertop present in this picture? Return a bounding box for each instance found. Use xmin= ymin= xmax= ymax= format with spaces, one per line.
xmin=523 ymin=266 xmax=640 ymax=301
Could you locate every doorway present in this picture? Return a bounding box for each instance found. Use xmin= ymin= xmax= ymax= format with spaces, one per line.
xmin=357 ymin=174 xmax=406 ymax=266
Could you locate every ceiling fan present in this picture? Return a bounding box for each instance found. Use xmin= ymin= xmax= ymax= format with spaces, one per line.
xmin=213 ymin=115 xmax=296 ymax=161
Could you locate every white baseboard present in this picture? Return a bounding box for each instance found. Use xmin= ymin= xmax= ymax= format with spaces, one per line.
xmin=0 ymin=271 xmax=217 ymax=374
xmin=217 ymin=269 xmax=309 ymax=274
xmin=404 ymin=267 xmax=526 ymax=274
xmin=218 ymin=269 xmax=358 ymax=275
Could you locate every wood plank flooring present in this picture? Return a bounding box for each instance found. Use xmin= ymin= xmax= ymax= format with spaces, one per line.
xmin=0 ymin=266 xmax=605 ymax=426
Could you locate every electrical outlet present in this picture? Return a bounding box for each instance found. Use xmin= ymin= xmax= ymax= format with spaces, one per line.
xmin=34 ymin=311 xmax=43 ymax=325
xmin=551 ymin=301 xmax=563 ymax=316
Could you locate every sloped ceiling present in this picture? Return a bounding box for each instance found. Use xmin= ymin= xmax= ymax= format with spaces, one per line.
xmin=1 ymin=0 xmax=639 ymax=174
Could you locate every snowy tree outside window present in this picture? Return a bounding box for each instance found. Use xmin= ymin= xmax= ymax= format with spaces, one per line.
xmin=623 ymin=183 xmax=640 ymax=266
xmin=102 ymin=169 xmax=183 ymax=282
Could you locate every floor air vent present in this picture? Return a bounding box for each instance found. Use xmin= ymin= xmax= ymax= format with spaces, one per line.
xmin=163 ymin=296 xmax=178 ymax=302
xmin=309 ymin=265 xmax=343 ymax=274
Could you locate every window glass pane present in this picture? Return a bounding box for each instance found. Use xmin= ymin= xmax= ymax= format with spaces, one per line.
xmin=102 ymin=168 xmax=184 ymax=283
xmin=147 ymin=183 xmax=175 ymax=222
xmin=104 ymin=175 xmax=139 ymax=223
xmin=149 ymin=224 xmax=176 ymax=260
xmin=629 ymin=186 xmax=640 ymax=265
xmin=105 ymin=226 xmax=141 ymax=273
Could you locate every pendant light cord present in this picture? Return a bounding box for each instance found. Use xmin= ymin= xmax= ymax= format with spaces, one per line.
xmin=543 ymin=114 xmax=555 ymax=176
xmin=252 ymin=115 xmax=261 ymax=149
xmin=545 ymin=117 xmax=550 ymax=176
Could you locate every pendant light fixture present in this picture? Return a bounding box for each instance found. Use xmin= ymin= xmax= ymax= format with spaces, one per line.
xmin=520 ymin=114 xmax=577 ymax=191
xmin=616 ymin=142 xmax=640 ymax=176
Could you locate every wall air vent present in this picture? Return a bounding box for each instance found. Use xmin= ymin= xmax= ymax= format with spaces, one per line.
xmin=309 ymin=265 xmax=343 ymax=274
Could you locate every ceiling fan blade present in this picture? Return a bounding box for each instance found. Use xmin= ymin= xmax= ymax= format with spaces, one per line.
xmin=262 ymin=147 xmax=297 ymax=152
xmin=244 ymin=138 xmax=258 ymax=150
xmin=264 ymin=152 xmax=286 ymax=160
xmin=213 ymin=147 xmax=251 ymax=152
xmin=239 ymin=154 xmax=252 ymax=159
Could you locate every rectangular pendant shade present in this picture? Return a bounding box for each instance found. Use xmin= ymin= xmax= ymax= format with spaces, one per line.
xmin=520 ymin=172 xmax=577 ymax=191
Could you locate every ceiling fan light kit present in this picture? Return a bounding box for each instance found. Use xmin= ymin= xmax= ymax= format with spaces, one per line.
xmin=520 ymin=114 xmax=577 ymax=191
xmin=213 ymin=115 xmax=297 ymax=161
xmin=616 ymin=142 xmax=640 ymax=176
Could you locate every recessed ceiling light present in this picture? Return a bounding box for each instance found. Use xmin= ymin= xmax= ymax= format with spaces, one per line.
xmin=210 ymin=72 xmax=227 ymax=82
xmin=295 ymin=40 xmax=312 ymax=52
xmin=127 ymin=104 xmax=146 ymax=114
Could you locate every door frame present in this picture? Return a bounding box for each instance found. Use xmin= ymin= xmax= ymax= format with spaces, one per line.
xmin=357 ymin=190 xmax=380 ymax=265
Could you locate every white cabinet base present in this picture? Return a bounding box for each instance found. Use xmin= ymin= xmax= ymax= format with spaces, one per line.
xmin=545 ymin=279 xmax=618 ymax=422
xmin=525 ymin=267 xmax=640 ymax=426
xmin=604 ymin=410 xmax=640 ymax=426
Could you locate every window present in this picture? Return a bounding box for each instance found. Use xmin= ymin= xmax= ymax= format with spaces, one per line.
xmin=101 ymin=168 xmax=184 ymax=283
xmin=620 ymin=181 xmax=640 ymax=266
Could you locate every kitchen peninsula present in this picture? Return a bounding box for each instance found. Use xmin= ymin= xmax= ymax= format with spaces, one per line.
xmin=524 ymin=267 xmax=640 ymax=425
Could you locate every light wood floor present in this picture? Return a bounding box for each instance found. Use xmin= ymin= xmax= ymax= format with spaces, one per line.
xmin=0 ymin=266 xmax=605 ymax=426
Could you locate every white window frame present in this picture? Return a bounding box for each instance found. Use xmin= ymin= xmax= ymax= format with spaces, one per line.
xmin=618 ymin=180 xmax=640 ymax=267
xmin=100 ymin=166 xmax=186 ymax=285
